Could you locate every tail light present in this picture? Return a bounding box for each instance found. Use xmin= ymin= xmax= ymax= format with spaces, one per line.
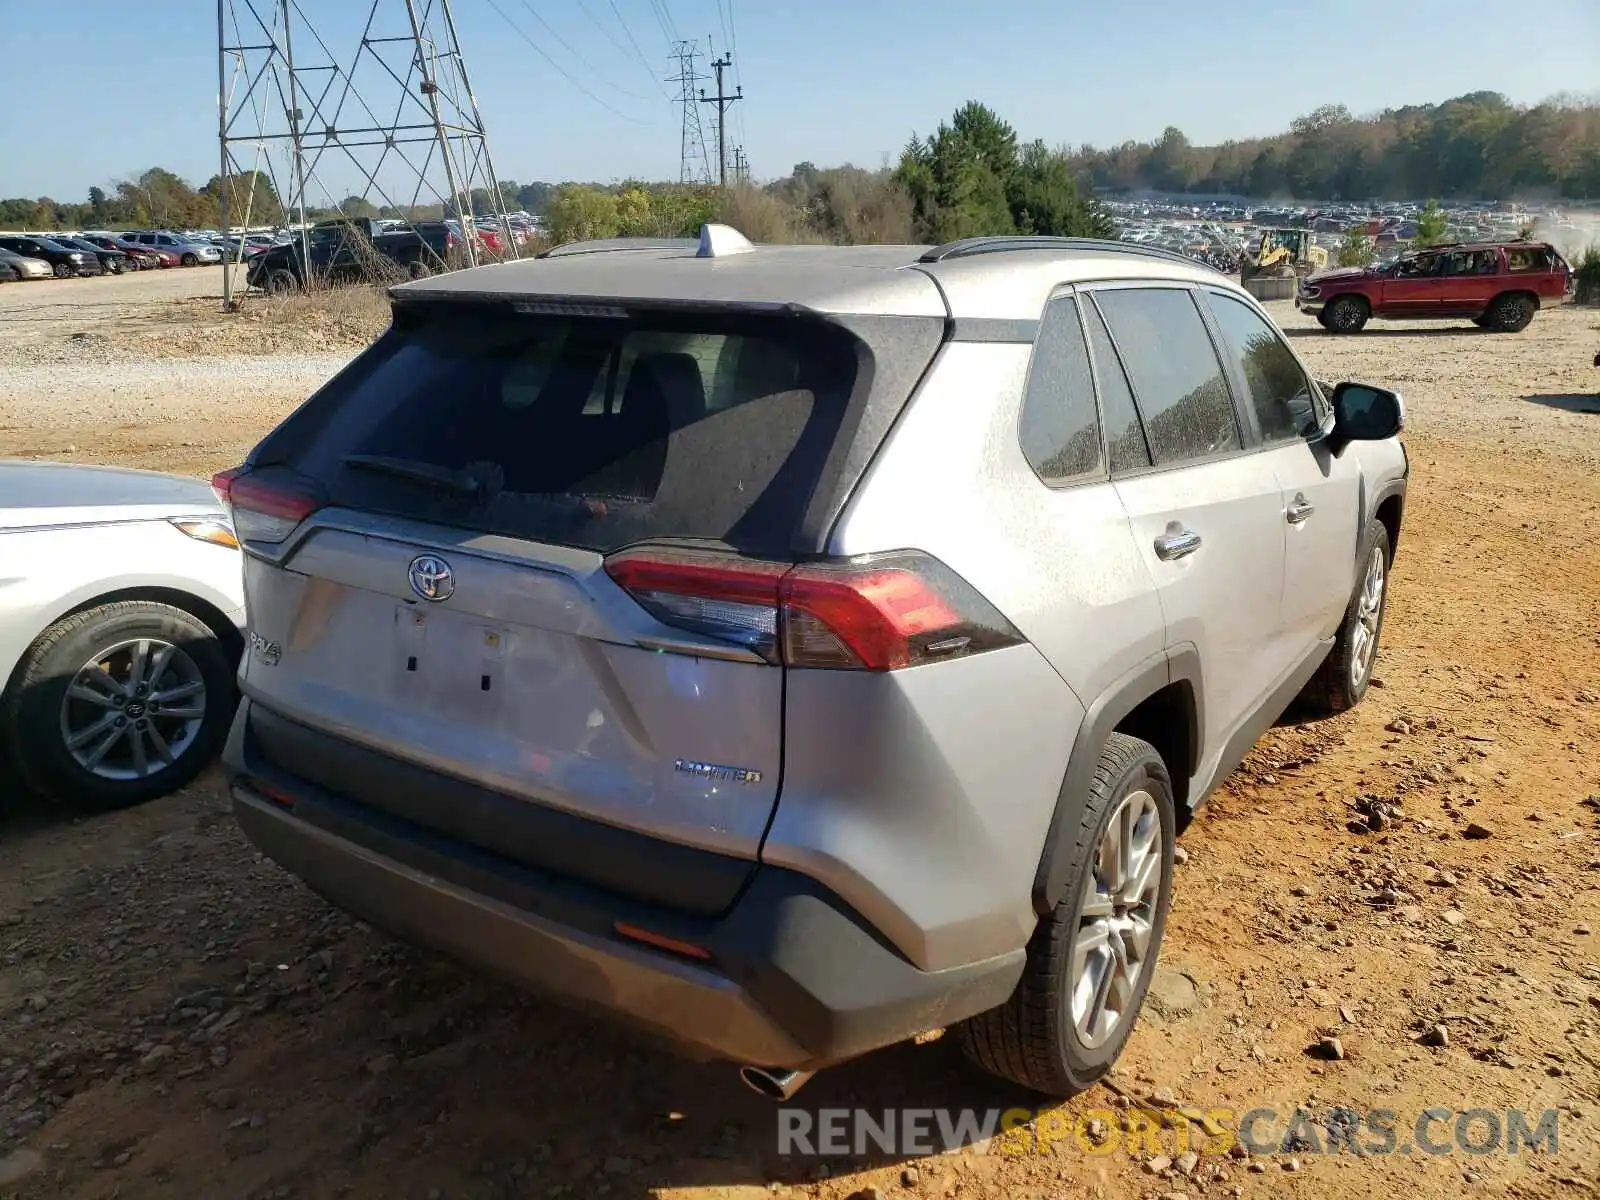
xmin=604 ymin=548 xmax=1023 ymax=671
xmin=211 ymin=466 xmax=325 ymax=545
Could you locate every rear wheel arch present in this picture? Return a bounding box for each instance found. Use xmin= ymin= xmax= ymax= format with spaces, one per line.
xmin=46 ymin=586 xmax=243 ymax=671
xmin=1031 ymin=650 xmax=1203 ymax=916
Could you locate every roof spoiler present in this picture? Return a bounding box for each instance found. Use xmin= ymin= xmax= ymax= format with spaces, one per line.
xmin=536 ymin=223 xmax=755 ymax=261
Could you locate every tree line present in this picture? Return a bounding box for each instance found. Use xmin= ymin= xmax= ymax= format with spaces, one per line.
xmin=6 ymin=92 xmax=1595 ymax=242
xmin=1069 ymin=92 xmax=1600 ymax=201
xmin=538 ymin=103 xmax=1112 ymax=246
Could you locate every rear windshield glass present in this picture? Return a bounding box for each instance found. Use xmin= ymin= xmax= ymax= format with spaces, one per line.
xmin=288 ymin=305 xmax=861 ymax=554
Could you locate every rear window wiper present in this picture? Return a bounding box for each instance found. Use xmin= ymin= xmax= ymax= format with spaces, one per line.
xmin=341 ymin=454 xmax=502 ymax=503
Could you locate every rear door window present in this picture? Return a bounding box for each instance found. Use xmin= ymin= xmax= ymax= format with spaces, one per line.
xmin=288 ymin=306 xmax=859 ymax=555
xmin=1092 ymin=288 xmax=1241 ymax=466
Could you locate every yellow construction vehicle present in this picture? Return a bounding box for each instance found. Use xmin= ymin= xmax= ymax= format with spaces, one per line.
xmin=1240 ymin=228 xmax=1329 ymax=281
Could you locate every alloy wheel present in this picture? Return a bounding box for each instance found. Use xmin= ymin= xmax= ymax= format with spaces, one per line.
xmin=1350 ymin=545 xmax=1386 ymax=689
xmin=58 ymin=638 xmax=209 ymax=781
xmin=1070 ymin=788 xmax=1165 ymax=1049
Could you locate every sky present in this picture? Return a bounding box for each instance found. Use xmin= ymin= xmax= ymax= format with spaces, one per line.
xmin=1 ymin=0 xmax=1597 ymax=202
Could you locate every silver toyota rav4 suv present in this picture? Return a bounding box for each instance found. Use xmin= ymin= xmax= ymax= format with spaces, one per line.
xmin=219 ymin=227 xmax=1407 ymax=1098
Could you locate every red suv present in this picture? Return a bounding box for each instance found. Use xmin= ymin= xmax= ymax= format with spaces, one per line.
xmin=1298 ymin=241 xmax=1573 ymax=334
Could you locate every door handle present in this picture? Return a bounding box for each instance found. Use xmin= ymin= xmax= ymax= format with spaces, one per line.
xmin=1286 ymin=493 xmax=1315 ymax=524
xmin=1154 ymin=524 xmax=1202 ymax=561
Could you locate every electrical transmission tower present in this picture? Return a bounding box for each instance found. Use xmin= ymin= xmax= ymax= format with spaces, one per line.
xmin=667 ymin=40 xmax=711 ymax=185
xmin=216 ymin=0 xmax=518 ymax=308
xmin=698 ymin=51 xmax=742 ymax=186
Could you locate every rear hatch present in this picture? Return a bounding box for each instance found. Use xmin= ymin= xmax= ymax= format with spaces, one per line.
xmin=224 ymin=297 xmax=942 ymax=913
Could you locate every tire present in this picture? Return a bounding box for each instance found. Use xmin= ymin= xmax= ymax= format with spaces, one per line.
xmin=1296 ymin=517 xmax=1391 ymax=718
xmin=1485 ymin=292 xmax=1536 ymax=333
xmin=180 ymin=252 xmax=199 ymax=267
xmin=406 ymin=259 xmax=432 ymax=280
xmin=1 ymin=601 xmax=237 ymax=810
xmin=956 ymin=733 xmax=1175 ymax=1097
xmin=1323 ymin=295 xmax=1369 ymax=334
xmin=264 ymin=268 xmax=299 ymax=295
xmin=52 ymin=262 xmax=73 ymax=279
xmin=1316 ymin=310 xmax=1332 ymax=329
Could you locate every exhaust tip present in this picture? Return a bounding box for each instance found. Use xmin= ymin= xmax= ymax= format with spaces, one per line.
xmin=739 ymin=1066 xmax=814 ymax=1101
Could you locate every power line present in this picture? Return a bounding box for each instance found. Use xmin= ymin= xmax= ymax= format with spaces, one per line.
xmin=644 ymin=0 xmax=677 ymax=45
xmin=576 ymin=0 xmax=670 ymax=99
xmin=481 ymin=0 xmax=650 ymax=123
xmin=514 ymin=0 xmax=650 ymax=101
xmin=722 ymin=3 xmax=747 ymax=179
xmin=604 ymin=0 xmax=663 ymax=86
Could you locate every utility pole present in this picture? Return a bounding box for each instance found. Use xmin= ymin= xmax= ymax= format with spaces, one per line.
xmin=732 ymin=146 xmax=748 ymax=184
xmin=698 ymin=52 xmax=741 ymax=186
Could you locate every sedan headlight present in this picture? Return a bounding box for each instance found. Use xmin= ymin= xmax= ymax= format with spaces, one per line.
xmin=169 ymin=516 xmax=239 ymax=549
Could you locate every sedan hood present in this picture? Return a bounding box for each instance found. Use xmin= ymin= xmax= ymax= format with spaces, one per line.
xmin=0 ymin=461 xmax=223 ymax=530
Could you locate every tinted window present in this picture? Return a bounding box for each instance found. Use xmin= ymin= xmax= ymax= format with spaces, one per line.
xmin=1093 ymin=289 xmax=1239 ymax=465
xmin=1507 ymin=247 xmax=1552 ymax=273
xmin=1083 ymin=299 xmax=1150 ymax=473
xmin=1440 ymin=249 xmax=1498 ymax=276
xmin=1394 ymin=254 xmax=1442 ymax=278
xmin=1018 ymin=296 xmax=1101 ymax=484
xmin=291 ymin=308 xmax=858 ymax=554
xmin=1207 ymin=292 xmax=1320 ymax=441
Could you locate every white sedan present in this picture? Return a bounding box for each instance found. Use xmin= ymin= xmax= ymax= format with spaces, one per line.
xmin=1 ymin=461 xmax=246 ymax=809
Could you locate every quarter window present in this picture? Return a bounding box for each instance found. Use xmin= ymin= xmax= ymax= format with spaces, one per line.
xmin=1093 ymin=289 xmax=1240 ymax=465
xmin=1018 ymin=296 xmax=1101 ymax=484
xmin=1206 ymin=292 xmax=1320 ymax=441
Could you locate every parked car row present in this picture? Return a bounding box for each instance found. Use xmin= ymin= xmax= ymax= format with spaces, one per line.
xmin=0 ymin=229 xmax=226 ymax=280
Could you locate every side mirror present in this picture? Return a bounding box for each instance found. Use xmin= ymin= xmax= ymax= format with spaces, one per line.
xmin=1330 ymin=382 xmax=1404 ymax=451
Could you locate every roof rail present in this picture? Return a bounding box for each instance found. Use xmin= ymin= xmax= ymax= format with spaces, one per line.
xmin=538 ymin=236 xmax=697 ymax=260
xmin=917 ymin=236 xmax=1222 ymax=273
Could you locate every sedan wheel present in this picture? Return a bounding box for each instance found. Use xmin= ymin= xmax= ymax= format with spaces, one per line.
xmin=2 ymin=600 xmax=237 ymax=809
xmin=52 ymin=262 xmax=73 ymax=278
xmin=59 ymin=638 xmax=209 ymax=782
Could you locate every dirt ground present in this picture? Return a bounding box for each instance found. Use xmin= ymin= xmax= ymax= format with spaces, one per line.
xmin=1 ymin=271 xmax=1598 ymax=1200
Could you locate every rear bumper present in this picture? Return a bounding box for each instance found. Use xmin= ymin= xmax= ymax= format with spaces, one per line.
xmin=225 ymin=698 xmax=1022 ymax=1069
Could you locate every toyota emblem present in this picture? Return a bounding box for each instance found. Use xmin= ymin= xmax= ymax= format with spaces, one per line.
xmin=408 ymin=554 xmax=455 ymax=602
